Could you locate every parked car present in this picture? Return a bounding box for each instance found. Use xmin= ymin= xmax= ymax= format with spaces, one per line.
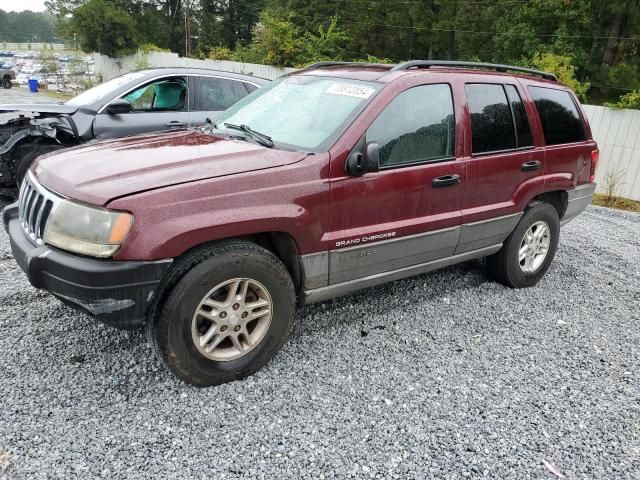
xmin=0 ymin=68 xmax=268 ymax=188
xmin=1 ymin=68 xmax=15 ymax=89
xmin=3 ymin=61 xmax=598 ymax=387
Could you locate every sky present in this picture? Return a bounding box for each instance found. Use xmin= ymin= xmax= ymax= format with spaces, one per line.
xmin=0 ymin=0 xmax=47 ymax=12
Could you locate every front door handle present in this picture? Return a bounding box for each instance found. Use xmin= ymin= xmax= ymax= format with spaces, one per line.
xmin=432 ymin=174 xmax=461 ymax=187
xmin=165 ymin=121 xmax=186 ymax=127
xmin=521 ymin=160 xmax=542 ymax=172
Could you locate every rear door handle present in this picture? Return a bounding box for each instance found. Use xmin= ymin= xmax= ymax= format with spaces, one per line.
xmin=432 ymin=174 xmax=461 ymax=187
xmin=521 ymin=160 xmax=542 ymax=171
xmin=165 ymin=121 xmax=186 ymax=127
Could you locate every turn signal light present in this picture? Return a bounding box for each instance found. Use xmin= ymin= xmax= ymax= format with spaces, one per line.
xmin=590 ymin=149 xmax=599 ymax=183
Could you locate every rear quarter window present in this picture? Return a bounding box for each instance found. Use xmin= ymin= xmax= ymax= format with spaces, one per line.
xmin=528 ymin=86 xmax=586 ymax=145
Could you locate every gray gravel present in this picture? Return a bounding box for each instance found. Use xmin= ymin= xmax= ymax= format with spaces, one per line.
xmin=0 ymin=86 xmax=59 ymax=104
xmin=1 ymin=203 xmax=639 ymax=479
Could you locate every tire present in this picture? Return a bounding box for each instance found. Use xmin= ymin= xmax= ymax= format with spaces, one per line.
xmin=14 ymin=144 xmax=65 ymax=187
xmin=148 ymin=241 xmax=296 ymax=387
xmin=486 ymin=202 xmax=560 ymax=288
xmin=2 ymin=78 xmax=11 ymax=89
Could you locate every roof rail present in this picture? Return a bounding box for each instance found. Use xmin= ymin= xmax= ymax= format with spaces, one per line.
xmin=390 ymin=60 xmax=558 ymax=81
xmin=303 ymin=61 xmax=354 ymax=70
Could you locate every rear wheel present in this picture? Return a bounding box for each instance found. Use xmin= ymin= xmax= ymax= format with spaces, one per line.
xmin=149 ymin=241 xmax=296 ymax=387
xmin=487 ymin=202 xmax=560 ymax=288
xmin=2 ymin=77 xmax=11 ymax=89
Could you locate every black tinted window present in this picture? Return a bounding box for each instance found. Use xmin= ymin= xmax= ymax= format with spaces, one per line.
xmin=195 ymin=77 xmax=249 ymax=111
xmin=466 ymin=83 xmax=515 ymax=153
xmin=367 ymin=84 xmax=455 ymax=167
xmin=505 ymin=84 xmax=533 ymax=147
xmin=529 ymin=86 xmax=586 ymax=145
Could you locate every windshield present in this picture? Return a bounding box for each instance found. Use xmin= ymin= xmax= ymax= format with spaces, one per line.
xmin=213 ymin=75 xmax=381 ymax=152
xmin=66 ymin=72 xmax=148 ymax=107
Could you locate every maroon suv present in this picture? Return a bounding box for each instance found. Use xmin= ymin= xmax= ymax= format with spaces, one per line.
xmin=3 ymin=61 xmax=598 ymax=386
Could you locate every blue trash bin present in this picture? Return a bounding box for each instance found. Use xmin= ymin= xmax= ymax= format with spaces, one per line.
xmin=28 ymin=79 xmax=38 ymax=93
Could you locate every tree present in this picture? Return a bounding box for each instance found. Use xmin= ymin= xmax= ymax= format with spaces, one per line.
xmin=251 ymin=9 xmax=301 ymax=67
xmin=302 ymin=16 xmax=350 ymax=63
xmin=68 ymin=0 xmax=139 ymax=57
xmin=531 ymin=53 xmax=591 ymax=102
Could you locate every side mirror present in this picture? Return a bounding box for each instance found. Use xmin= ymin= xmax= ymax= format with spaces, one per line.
xmin=106 ymin=98 xmax=133 ymax=115
xmin=345 ymin=141 xmax=380 ymax=176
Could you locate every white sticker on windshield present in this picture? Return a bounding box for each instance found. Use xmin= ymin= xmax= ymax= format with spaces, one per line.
xmin=326 ymin=83 xmax=375 ymax=99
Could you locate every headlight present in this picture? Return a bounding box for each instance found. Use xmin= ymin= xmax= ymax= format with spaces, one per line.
xmin=43 ymin=200 xmax=134 ymax=258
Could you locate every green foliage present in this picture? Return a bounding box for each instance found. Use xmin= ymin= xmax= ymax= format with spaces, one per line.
xmin=301 ymin=16 xmax=350 ymax=63
xmin=139 ymin=43 xmax=170 ymax=54
xmin=531 ymin=53 xmax=591 ymax=102
xmin=68 ymin=0 xmax=138 ymax=57
xmin=605 ymin=90 xmax=640 ymax=109
xmin=251 ymin=10 xmax=301 ymax=67
xmin=351 ymin=55 xmax=394 ymax=65
xmin=208 ymin=46 xmax=234 ymax=61
xmin=0 ymin=9 xmax=58 ymax=43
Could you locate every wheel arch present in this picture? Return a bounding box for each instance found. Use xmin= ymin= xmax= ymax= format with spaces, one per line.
xmin=143 ymin=232 xmax=304 ymax=326
xmin=528 ymin=190 xmax=568 ymax=220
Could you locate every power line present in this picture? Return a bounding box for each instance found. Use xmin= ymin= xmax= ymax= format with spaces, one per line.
xmin=228 ymin=0 xmax=640 ymax=42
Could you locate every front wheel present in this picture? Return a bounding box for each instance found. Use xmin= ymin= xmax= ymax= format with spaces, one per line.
xmin=2 ymin=78 xmax=11 ymax=89
xmin=487 ymin=202 xmax=560 ymax=288
xmin=149 ymin=241 xmax=296 ymax=387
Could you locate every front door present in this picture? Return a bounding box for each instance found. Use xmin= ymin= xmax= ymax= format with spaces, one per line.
xmin=327 ymin=83 xmax=465 ymax=284
xmin=93 ymin=76 xmax=191 ymax=139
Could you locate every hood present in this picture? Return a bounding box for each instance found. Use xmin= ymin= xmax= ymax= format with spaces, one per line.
xmin=0 ymin=104 xmax=79 ymax=115
xmin=33 ymin=130 xmax=308 ymax=205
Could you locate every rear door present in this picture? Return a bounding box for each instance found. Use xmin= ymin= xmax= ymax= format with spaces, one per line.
xmin=328 ymin=83 xmax=465 ymax=284
xmin=93 ymin=75 xmax=190 ymax=139
xmin=526 ymin=85 xmax=594 ymax=188
xmin=457 ymin=81 xmax=543 ymax=253
xmin=189 ymin=75 xmax=259 ymax=126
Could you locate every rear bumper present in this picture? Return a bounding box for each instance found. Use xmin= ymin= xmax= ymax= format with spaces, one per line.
xmin=561 ymin=182 xmax=596 ymax=226
xmin=3 ymin=203 xmax=172 ymax=327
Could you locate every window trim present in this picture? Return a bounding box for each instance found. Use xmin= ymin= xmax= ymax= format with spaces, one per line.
xmin=527 ymin=85 xmax=588 ymax=146
xmin=366 ymin=82 xmax=456 ymax=170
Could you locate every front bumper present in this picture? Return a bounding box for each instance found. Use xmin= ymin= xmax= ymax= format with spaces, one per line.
xmin=3 ymin=203 xmax=172 ymax=328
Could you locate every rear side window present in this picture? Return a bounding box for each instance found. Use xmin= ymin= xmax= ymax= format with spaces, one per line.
xmin=505 ymin=85 xmax=533 ymax=147
xmin=528 ymin=86 xmax=586 ymax=145
xmin=194 ymin=76 xmax=250 ymax=111
xmin=466 ymin=84 xmax=515 ymax=153
xmin=367 ymin=83 xmax=455 ymax=168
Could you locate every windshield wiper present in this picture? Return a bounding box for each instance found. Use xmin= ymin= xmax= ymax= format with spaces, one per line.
xmin=223 ymin=123 xmax=274 ymax=148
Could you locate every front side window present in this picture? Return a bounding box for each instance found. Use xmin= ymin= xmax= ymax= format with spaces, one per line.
xmin=466 ymin=83 xmax=515 ymax=154
xmin=123 ymin=77 xmax=187 ymax=112
xmin=367 ymin=84 xmax=455 ymax=168
xmin=214 ymin=75 xmax=381 ymax=152
xmin=194 ymin=77 xmax=251 ymax=111
xmin=528 ymin=86 xmax=586 ymax=145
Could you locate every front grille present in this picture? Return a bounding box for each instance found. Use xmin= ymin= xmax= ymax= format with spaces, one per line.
xmin=18 ymin=173 xmax=61 ymax=245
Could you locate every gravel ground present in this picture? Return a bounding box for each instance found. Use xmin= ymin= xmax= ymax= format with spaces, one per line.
xmin=0 ymin=203 xmax=639 ymax=479
xmin=0 ymin=86 xmax=59 ymax=105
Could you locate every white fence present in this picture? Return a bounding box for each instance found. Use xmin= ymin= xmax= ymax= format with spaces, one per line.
xmin=583 ymin=105 xmax=640 ymax=201
xmin=94 ymin=51 xmax=294 ymax=81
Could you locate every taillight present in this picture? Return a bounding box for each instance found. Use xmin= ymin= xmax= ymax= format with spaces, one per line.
xmin=590 ymin=149 xmax=599 ymax=183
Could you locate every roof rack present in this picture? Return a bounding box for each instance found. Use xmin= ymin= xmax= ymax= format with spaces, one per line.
xmin=390 ymin=60 xmax=558 ymax=81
